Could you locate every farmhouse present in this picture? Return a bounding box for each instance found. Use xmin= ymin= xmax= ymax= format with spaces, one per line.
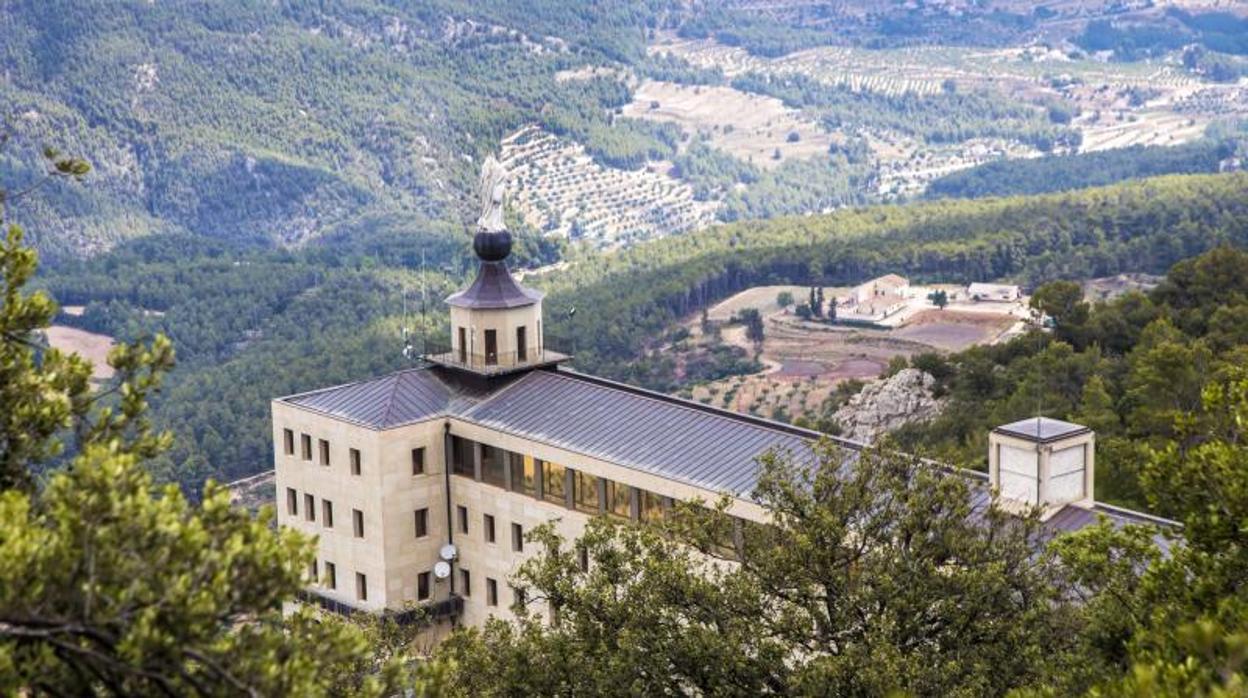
xmin=968 ymin=282 xmax=1022 ymax=302
xmin=272 ymin=221 xmax=1170 ymax=633
xmin=839 ymin=273 xmax=911 ymax=321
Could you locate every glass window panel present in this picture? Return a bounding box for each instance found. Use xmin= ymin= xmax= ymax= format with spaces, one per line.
xmin=511 ymin=453 xmax=536 ymax=495
xmin=542 ymin=460 xmax=566 ymax=505
xmin=573 ymin=471 xmax=600 ymax=514
xmin=450 ymin=436 xmax=474 ymax=478
xmin=481 ymin=445 xmax=506 ymax=488
xmin=605 ymin=480 xmax=631 ymax=519
xmin=639 ymin=490 xmax=666 ymax=522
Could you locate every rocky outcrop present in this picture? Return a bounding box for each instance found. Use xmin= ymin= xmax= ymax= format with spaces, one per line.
xmin=831 ymin=368 xmax=944 ymax=443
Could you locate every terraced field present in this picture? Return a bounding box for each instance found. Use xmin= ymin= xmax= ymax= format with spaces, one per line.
xmin=501 ymin=125 xmax=718 ymax=247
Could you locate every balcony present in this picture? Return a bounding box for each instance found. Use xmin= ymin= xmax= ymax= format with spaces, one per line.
xmin=421 ymin=338 xmax=571 ymax=376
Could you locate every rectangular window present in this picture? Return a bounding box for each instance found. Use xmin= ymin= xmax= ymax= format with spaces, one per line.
xmin=318 ymin=439 xmax=330 ymax=466
xmin=349 ymin=448 xmax=361 ymax=476
xmin=417 ymin=571 xmax=430 ymax=601
xmin=511 ymin=453 xmax=536 ymax=495
xmin=286 ymin=488 xmax=298 ymax=516
xmin=481 ymin=445 xmax=505 ymax=488
xmin=484 ymin=329 xmax=497 ymax=365
xmin=450 ymin=436 xmax=474 ymax=478
xmin=516 ymin=326 xmax=527 ymax=362
xmin=322 ymin=500 xmax=334 ymax=528
xmin=411 ymin=447 xmax=425 ymax=475
xmin=573 ymin=470 xmax=600 ymax=514
xmin=325 ymin=562 xmax=337 ymax=590
xmin=309 ymin=560 xmax=318 ymax=582
xmin=486 ymin=578 xmax=498 ymax=607
xmin=605 ymin=480 xmax=631 ymax=519
xmin=484 ymin=514 xmax=496 ymax=543
xmin=460 ymin=569 xmax=471 ymax=597
xmin=414 ymin=508 xmax=428 ymax=538
xmin=356 ymin=572 xmax=367 ymax=602
xmin=511 ymin=522 xmax=524 ymax=553
xmin=542 ymin=460 xmax=567 ymax=505
xmin=457 ymin=505 xmax=468 ymax=534
xmin=457 ymin=326 xmax=467 ymax=363
xmin=353 ymin=509 xmax=364 ymax=538
xmin=304 ymin=494 xmax=315 ymax=522
xmin=283 ymin=428 xmax=294 ymax=455
xmin=300 ymin=434 xmax=312 ymax=461
xmin=639 ymin=490 xmax=667 ymax=522
xmin=512 ymin=585 xmax=527 ymax=611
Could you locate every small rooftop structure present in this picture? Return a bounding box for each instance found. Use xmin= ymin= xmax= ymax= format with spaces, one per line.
xmin=989 ymin=416 xmax=1095 ymax=517
xmin=968 ymin=282 xmax=1022 ymax=302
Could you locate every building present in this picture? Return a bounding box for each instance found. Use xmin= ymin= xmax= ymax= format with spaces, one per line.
xmin=968 ymin=282 xmax=1022 ymax=302
xmin=272 ymin=226 xmax=1171 ymax=631
xmin=840 ymin=274 xmax=911 ymax=321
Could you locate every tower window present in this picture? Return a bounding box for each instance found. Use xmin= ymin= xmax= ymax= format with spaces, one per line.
xmin=414 ymin=508 xmax=429 ymax=538
xmin=349 ymin=448 xmax=361 ymax=475
xmin=457 ymin=327 xmax=467 ymax=363
xmin=484 ymin=329 xmax=498 ymax=365
xmin=411 ymin=447 xmax=425 ymax=475
xmin=516 ymin=325 xmax=527 ymax=361
xmin=282 ymin=429 xmax=294 ymax=455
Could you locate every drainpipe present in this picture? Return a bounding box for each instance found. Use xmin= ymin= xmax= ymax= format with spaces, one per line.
xmin=443 ymin=421 xmax=455 ymax=595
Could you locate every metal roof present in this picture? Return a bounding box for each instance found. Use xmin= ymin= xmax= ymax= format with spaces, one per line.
xmin=281 ymin=368 xmax=455 ymax=429
xmin=277 ymin=365 xmax=1175 ymax=538
xmin=445 ymin=261 xmax=543 ymax=309
xmin=994 ymin=416 xmax=1091 ymax=443
xmin=462 ymin=370 xmax=822 ymax=496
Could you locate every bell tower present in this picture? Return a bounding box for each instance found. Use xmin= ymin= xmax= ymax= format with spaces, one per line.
xmin=428 ymin=156 xmax=564 ymax=376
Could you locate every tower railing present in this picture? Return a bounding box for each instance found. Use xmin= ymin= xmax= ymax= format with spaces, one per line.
xmin=421 ymin=336 xmax=571 ymax=374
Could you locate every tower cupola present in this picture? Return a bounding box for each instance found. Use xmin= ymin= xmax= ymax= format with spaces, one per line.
xmin=428 ymin=157 xmax=565 ymax=376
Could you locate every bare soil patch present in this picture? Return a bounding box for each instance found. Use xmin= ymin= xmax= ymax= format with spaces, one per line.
xmin=45 ymin=325 xmax=115 ymax=381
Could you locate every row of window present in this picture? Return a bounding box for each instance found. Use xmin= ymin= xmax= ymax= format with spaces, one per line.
xmin=310 ymin=558 xmax=518 ymax=609
xmin=281 ymin=428 xmax=426 ymax=477
xmin=449 ymin=436 xmax=669 ymax=521
xmin=286 ymin=488 xmax=365 ymax=538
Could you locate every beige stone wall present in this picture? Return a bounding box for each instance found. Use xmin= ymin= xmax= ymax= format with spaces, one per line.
xmin=449 ymin=301 xmax=543 ymax=367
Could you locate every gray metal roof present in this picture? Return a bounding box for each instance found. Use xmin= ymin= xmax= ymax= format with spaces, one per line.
xmin=281 ymin=368 xmax=455 ymax=429
xmin=278 ymin=365 xmax=1175 ymax=539
xmin=994 ymin=416 xmax=1091 ymax=443
xmin=462 ymin=370 xmax=823 ymax=496
xmin=445 ymin=261 xmax=543 ymax=309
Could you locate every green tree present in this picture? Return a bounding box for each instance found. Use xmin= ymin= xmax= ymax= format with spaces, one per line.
xmin=1031 ymin=280 xmax=1090 ymax=347
xmin=928 ymin=289 xmax=949 ymax=309
xmin=1054 ymin=366 xmax=1248 ymax=695
xmin=438 ymin=442 xmax=1078 ymax=696
xmin=0 ymin=155 xmax=418 ymax=695
xmin=776 ymin=290 xmax=794 ymax=308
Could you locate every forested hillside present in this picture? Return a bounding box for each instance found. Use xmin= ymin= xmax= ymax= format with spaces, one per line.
xmin=31 ymin=172 xmax=1246 ymax=495
xmin=884 ymin=246 xmax=1248 ymax=512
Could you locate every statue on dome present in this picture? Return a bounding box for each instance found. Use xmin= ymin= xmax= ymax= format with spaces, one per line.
xmin=475 ymin=155 xmax=508 ymax=234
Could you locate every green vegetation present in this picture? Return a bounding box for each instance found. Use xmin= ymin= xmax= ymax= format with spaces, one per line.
xmin=435 ymin=381 xmax=1248 ymax=694
xmin=926 ymin=136 xmax=1239 ymax=199
xmin=890 ymin=246 xmax=1248 ymax=511
xmin=1 ymin=177 xmax=441 ymax=694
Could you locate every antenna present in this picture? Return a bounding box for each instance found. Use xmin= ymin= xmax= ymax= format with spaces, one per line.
xmin=420 ymin=248 xmax=428 ymax=356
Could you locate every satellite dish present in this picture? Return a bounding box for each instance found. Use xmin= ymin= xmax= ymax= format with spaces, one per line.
xmin=439 ymin=543 xmax=458 ymax=561
xmin=433 ymin=560 xmax=451 ymax=579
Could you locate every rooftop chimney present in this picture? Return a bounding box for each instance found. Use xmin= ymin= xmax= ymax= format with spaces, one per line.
xmin=988 ymin=416 xmax=1095 ymax=517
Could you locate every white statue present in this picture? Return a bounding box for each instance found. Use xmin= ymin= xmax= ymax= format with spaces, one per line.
xmin=476 ymin=155 xmax=508 ymax=233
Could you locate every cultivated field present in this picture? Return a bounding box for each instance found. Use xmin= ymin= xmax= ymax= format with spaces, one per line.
xmin=45 ymin=325 xmax=116 ymax=381
xmin=501 ymin=125 xmax=718 ymax=247
xmin=683 ymin=284 xmax=1021 ymax=421
xmin=623 ymin=81 xmax=837 ymax=168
